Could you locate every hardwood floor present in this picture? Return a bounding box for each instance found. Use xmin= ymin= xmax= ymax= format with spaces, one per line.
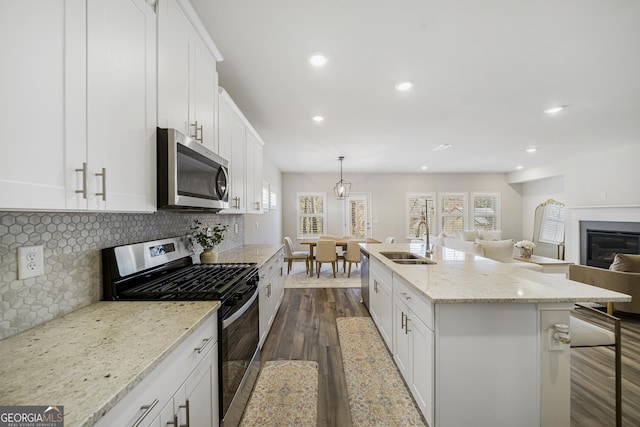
xmin=571 ymin=311 xmax=640 ymax=427
xmin=261 ymin=288 xmax=640 ymax=426
xmin=261 ymin=288 xmax=369 ymax=427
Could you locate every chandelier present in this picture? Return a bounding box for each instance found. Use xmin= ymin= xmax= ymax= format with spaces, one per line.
xmin=333 ymin=156 xmax=351 ymax=200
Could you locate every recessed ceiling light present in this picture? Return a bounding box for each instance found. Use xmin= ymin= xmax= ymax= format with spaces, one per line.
xmin=432 ymin=144 xmax=453 ymax=151
xmin=395 ymin=80 xmax=413 ymax=91
xmin=526 ymin=148 xmax=537 ymax=153
xmin=312 ymin=115 xmax=324 ymax=122
xmin=544 ymin=106 xmax=565 ymax=114
xmin=516 ymin=166 xmax=524 ymax=170
xmin=309 ymin=53 xmax=327 ymax=67
xmin=421 ymin=166 xmax=428 ymax=171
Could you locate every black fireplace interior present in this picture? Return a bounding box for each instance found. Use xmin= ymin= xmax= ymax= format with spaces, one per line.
xmin=581 ymin=221 xmax=640 ymax=269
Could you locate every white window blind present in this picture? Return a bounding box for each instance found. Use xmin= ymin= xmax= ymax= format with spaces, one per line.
xmin=440 ymin=193 xmax=466 ymax=234
xmin=472 ymin=193 xmax=500 ymax=230
xmin=296 ymin=193 xmax=326 ymax=238
xmin=539 ymin=203 xmax=565 ymax=244
xmin=406 ymin=193 xmax=435 ymax=238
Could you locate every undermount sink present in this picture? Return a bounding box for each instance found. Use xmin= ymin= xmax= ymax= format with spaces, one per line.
xmin=379 ymin=252 xmax=437 ymax=265
xmin=391 ymin=258 xmax=437 ymax=265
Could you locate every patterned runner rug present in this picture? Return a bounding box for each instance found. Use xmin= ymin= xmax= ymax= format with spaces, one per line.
xmin=337 ymin=317 xmax=427 ymax=426
xmin=239 ymin=360 xmax=318 ymax=426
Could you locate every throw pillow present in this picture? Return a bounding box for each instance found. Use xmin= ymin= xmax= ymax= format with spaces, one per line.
xmin=459 ymin=229 xmax=480 ymax=241
xmin=475 ymin=239 xmax=515 ymax=263
xmin=480 ymin=230 xmax=502 ymax=241
xmin=609 ymin=253 xmax=640 ymax=273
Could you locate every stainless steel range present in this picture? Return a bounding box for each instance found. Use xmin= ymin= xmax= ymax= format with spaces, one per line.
xmin=102 ymin=236 xmax=260 ymax=427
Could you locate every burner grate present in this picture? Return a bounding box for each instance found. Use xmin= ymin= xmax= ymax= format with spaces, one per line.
xmin=120 ymin=263 xmax=257 ymax=300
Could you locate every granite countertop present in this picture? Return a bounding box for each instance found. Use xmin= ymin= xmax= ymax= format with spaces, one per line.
xmin=362 ymin=243 xmax=631 ymax=304
xmin=217 ymin=244 xmax=284 ymax=266
xmin=0 ymin=301 xmax=220 ymax=427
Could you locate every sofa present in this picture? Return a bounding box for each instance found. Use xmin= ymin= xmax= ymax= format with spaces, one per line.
xmin=433 ymin=229 xmax=543 ymax=272
xmin=569 ymin=254 xmax=640 ymax=314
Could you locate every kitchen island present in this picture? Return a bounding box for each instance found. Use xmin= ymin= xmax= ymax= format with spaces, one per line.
xmin=361 ymin=243 xmax=630 ymax=427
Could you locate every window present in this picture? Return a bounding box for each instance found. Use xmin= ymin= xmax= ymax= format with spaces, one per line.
xmin=440 ymin=193 xmax=466 ymax=234
xmin=406 ymin=193 xmax=436 ymax=239
xmin=296 ymin=192 xmax=326 ymax=238
xmin=346 ymin=193 xmax=371 ymax=238
xmin=539 ymin=203 xmax=565 ymax=244
xmin=262 ymin=181 xmax=270 ymax=212
xmin=269 ymin=184 xmax=278 ymax=212
xmin=472 ymin=193 xmax=500 ymax=231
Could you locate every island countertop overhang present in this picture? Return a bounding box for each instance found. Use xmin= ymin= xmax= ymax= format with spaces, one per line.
xmin=361 ymin=243 xmax=632 ymax=305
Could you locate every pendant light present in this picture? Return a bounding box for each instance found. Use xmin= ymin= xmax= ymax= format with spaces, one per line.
xmin=333 ymin=156 xmax=351 ymax=200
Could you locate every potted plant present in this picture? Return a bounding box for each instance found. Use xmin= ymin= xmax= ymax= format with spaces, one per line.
xmin=189 ymin=219 xmax=229 ymax=263
xmin=515 ymin=240 xmax=536 ymax=258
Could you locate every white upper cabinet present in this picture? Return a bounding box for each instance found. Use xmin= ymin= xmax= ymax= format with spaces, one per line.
xmin=218 ymin=89 xmax=265 ymax=215
xmin=86 ymin=0 xmax=156 ymax=211
xmin=0 ymin=0 xmax=155 ymax=212
xmin=158 ymin=0 xmax=221 ymax=152
xmin=218 ymin=90 xmax=247 ymax=213
xmin=0 ymin=0 xmax=84 ymax=210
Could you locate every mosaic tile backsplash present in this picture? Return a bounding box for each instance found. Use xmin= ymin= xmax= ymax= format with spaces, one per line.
xmin=0 ymin=211 xmax=243 ymax=339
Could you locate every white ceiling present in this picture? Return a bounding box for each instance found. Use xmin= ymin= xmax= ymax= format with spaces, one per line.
xmin=191 ymin=0 xmax=640 ymax=174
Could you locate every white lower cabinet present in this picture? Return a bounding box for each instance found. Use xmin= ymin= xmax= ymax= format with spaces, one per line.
xmin=95 ymin=315 xmax=218 ymax=427
xmin=258 ymin=249 xmax=284 ymax=347
xmin=369 ymin=257 xmax=393 ymax=349
xmin=392 ymin=275 xmax=434 ymax=427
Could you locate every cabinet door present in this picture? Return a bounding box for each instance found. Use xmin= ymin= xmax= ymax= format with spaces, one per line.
xmin=218 ymin=95 xmax=246 ymax=214
xmin=0 ymin=0 xmax=85 ymax=210
xmin=185 ymin=346 xmax=216 ymax=427
xmin=258 ymin=281 xmax=271 ymax=347
xmin=192 ymin=38 xmax=218 ymax=152
xmin=158 ymin=0 xmax=190 ymax=134
xmin=245 ymin=129 xmax=264 ymax=213
xmin=369 ymin=272 xmax=392 ymax=349
xmin=87 ymin=0 xmax=155 ymax=211
xmin=392 ymin=295 xmax=411 ymax=382
xmin=410 ymin=313 xmax=434 ymax=426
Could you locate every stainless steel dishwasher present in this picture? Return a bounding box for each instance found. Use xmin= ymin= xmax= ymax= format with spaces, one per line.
xmin=360 ymin=248 xmax=370 ymax=309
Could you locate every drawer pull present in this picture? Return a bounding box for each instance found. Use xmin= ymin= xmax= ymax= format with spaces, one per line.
xmin=194 ymin=336 xmax=213 ymax=353
xmin=401 ymin=292 xmax=411 ymax=300
xmin=132 ymin=398 xmax=159 ymax=427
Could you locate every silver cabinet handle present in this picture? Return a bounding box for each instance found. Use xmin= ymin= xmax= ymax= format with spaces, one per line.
xmin=194 ymin=336 xmax=213 ymax=353
xmin=401 ymin=311 xmax=406 ymax=330
xmin=75 ymin=162 xmax=87 ymax=199
xmin=179 ymin=400 xmax=190 ymax=427
xmin=190 ymin=121 xmax=203 ymax=142
xmin=373 ymin=279 xmax=378 ymax=293
xmin=401 ymin=292 xmax=411 ymax=300
xmin=166 ymin=413 xmax=179 ymax=426
xmin=132 ymin=398 xmax=159 ymax=427
xmin=254 ymin=201 xmax=261 ymax=210
xmin=405 ymin=317 xmax=411 ymax=334
xmin=95 ymin=168 xmax=106 ymax=201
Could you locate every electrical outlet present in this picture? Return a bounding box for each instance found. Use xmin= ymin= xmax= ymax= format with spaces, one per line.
xmin=548 ymin=328 xmax=564 ymax=351
xmin=18 ymin=245 xmax=44 ymax=280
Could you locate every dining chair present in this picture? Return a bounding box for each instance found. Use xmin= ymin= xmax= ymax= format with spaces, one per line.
xmin=344 ymin=239 xmax=365 ymax=278
xmin=283 ymin=237 xmax=309 ymax=274
xmin=319 ymin=235 xmax=336 ymax=239
xmin=315 ymin=239 xmax=338 ymax=278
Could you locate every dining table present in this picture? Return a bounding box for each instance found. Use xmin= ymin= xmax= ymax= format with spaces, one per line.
xmin=299 ymin=237 xmax=380 ymax=276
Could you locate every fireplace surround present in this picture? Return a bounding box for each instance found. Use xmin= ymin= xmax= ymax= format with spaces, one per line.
xmin=580 ymin=221 xmax=640 ymax=268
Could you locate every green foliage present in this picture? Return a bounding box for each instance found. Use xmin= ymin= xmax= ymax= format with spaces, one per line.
xmin=189 ymin=219 xmax=228 ymax=249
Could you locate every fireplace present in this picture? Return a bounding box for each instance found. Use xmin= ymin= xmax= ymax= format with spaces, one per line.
xmin=580 ymin=221 xmax=640 ymax=268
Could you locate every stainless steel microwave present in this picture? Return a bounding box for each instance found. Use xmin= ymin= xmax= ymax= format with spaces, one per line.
xmin=157 ymin=128 xmax=230 ymax=211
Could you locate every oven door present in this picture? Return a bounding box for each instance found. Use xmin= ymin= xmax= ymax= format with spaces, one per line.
xmin=220 ymin=285 xmax=260 ymax=427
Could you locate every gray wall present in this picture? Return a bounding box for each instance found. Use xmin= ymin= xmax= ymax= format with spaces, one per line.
xmin=0 ymin=211 xmax=243 ymax=339
xmin=282 ymin=172 xmax=523 ymax=247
